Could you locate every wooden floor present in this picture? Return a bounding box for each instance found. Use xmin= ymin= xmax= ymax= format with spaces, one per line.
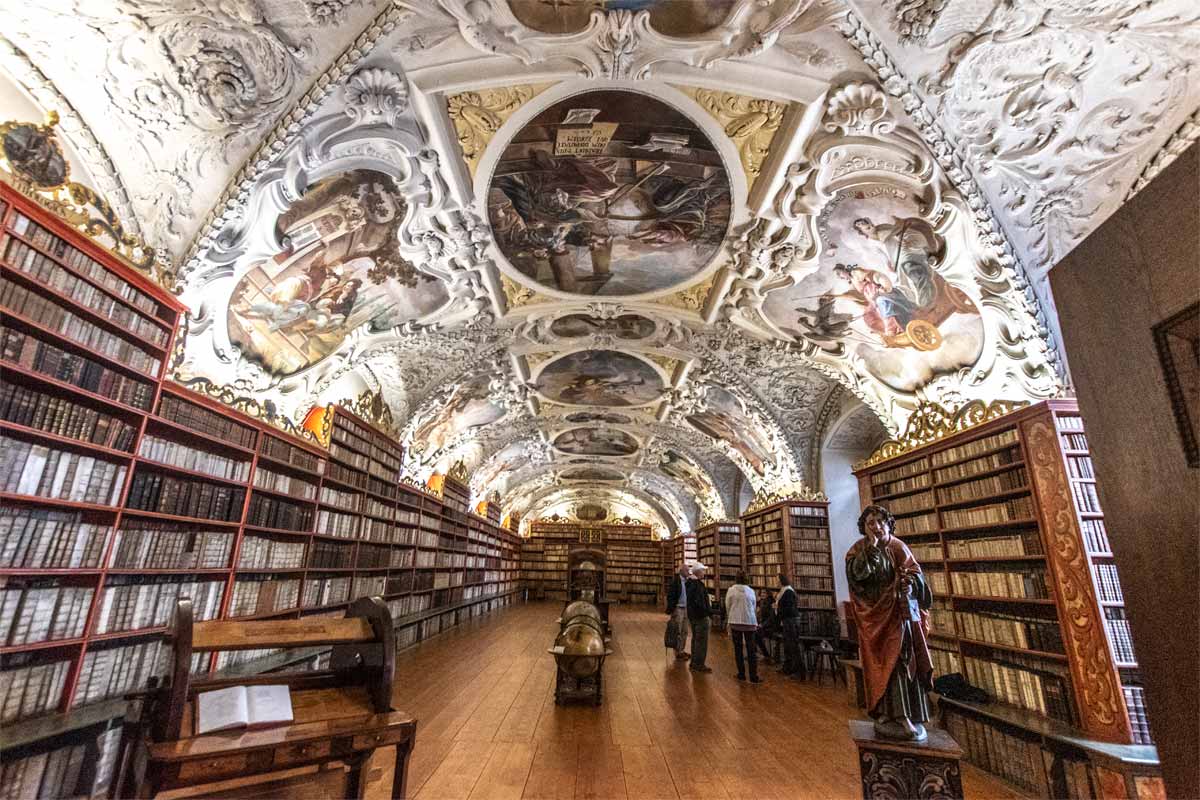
xmin=387 ymin=602 xmax=1027 ymax=800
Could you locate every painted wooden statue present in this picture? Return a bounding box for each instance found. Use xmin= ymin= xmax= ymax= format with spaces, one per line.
xmin=846 ymin=504 xmax=934 ymax=741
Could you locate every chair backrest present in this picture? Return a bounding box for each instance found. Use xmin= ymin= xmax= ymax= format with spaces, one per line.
xmin=154 ymin=595 xmax=395 ymax=741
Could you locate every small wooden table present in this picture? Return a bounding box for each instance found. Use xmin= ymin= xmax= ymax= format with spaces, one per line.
xmin=849 ymin=720 xmax=963 ymax=800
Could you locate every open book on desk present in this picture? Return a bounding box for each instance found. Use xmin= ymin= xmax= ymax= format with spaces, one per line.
xmin=195 ymin=685 xmax=294 ymax=735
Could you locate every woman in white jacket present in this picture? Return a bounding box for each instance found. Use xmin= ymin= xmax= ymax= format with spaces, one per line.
xmin=724 ymin=572 xmax=761 ymax=683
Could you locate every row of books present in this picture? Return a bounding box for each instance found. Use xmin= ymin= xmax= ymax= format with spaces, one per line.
xmin=316 ymin=508 xmax=358 ymax=539
xmin=353 ymin=575 xmax=387 ymax=598
xmin=9 ymin=212 xmax=161 ymax=316
xmin=873 ymin=471 xmax=930 ymax=497
xmin=794 ymin=576 xmax=833 ymax=591
xmin=928 ymin=429 xmax=1016 ymax=479
xmin=1 ymin=658 xmax=70 ymax=723
xmin=937 ymin=467 xmax=1028 ymax=505
xmin=1123 ymin=684 xmax=1152 ymax=745
xmin=1 ymin=382 xmax=139 ymax=452
xmin=73 ymin=639 xmax=168 ymax=708
xmin=0 ymin=279 xmax=162 ymax=376
xmin=329 ymin=442 xmax=370 ymax=471
xmin=946 ymin=531 xmax=1043 ymax=559
xmin=2 ymin=440 xmax=128 ymax=505
xmin=319 ymin=484 xmax=360 ymax=512
xmin=926 ymin=571 xmax=948 ymax=594
xmin=238 ymin=536 xmax=306 ymax=570
xmin=1070 ymin=481 xmax=1101 ymax=514
xmin=309 ymin=540 xmax=353 ymax=569
xmin=929 ymin=646 xmax=961 ymax=677
xmin=0 ymin=328 xmax=154 ymax=410
xmin=357 ymin=543 xmax=392 ymax=569
xmin=894 ymin=511 xmax=937 ymax=535
xmin=950 ymin=567 xmax=1049 ymax=600
xmin=1065 ymin=454 xmax=1095 ymax=479
xmin=942 ymin=709 xmax=1047 ymax=795
xmin=963 ymin=654 xmax=1072 ymax=722
xmin=363 ymin=495 xmax=393 ymax=520
xmin=228 ymin=577 xmax=300 ymax=617
xmin=125 ymin=471 xmax=245 ymax=521
xmin=109 ymin=522 xmax=233 ymax=570
xmin=930 ymin=428 xmax=1020 ymax=468
xmin=1060 ymin=432 xmax=1089 ymax=451
xmin=0 ymin=583 xmax=93 ymax=645
xmin=887 ymin=489 xmax=933 ymax=515
xmin=1092 ymin=562 xmax=1124 ymax=603
xmin=942 ymin=496 xmax=1034 ymax=529
xmin=0 ymin=508 xmax=109 ymax=569
xmin=955 ymin=610 xmax=1065 ymax=653
xmin=260 ymin=435 xmax=324 ymax=475
xmin=4 ymin=237 xmax=169 ymax=347
xmin=252 ymin=465 xmax=317 ymax=501
xmin=0 ymin=721 xmax=121 ymax=800
xmin=301 ymin=576 xmax=350 ymax=608
xmin=156 ymin=394 xmax=257 ymax=450
xmin=94 ymin=577 xmax=223 ymax=634
xmin=246 ymin=492 xmax=313 ymax=532
xmin=1081 ymin=519 xmax=1111 ymax=554
xmin=869 ymin=456 xmax=928 ymax=487
xmin=138 ymin=434 xmax=250 ymax=481
xmin=1104 ymin=608 xmax=1136 ymax=664
xmin=908 ymin=541 xmax=943 ymax=562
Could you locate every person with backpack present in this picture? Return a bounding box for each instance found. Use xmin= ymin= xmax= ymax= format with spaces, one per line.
xmin=724 ymin=571 xmax=761 ymax=682
xmin=776 ymin=573 xmax=806 ymax=678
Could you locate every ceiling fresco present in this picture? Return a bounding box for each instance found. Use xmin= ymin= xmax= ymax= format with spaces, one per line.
xmin=7 ymin=0 xmax=1194 ymax=534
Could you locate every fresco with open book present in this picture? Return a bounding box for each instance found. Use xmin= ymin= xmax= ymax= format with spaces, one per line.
xmin=762 ymin=191 xmax=984 ymax=393
xmin=487 ymin=89 xmax=731 ymax=297
xmin=227 ymin=169 xmax=449 ymax=376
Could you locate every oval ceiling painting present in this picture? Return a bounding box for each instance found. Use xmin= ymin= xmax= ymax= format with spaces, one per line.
xmin=228 ymin=169 xmax=449 ymax=376
xmin=553 ymin=427 xmax=639 ymax=457
xmin=576 ymin=503 xmax=609 ymax=522
xmin=564 ymin=411 xmax=632 ymax=425
xmin=550 ymin=313 xmax=656 ymax=340
xmin=560 ymin=466 xmax=625 ymax=482
xmin=536 ymin=350 xmax=664 ymax=407
xmin=487 ymin=89 xmax=732 ymax=297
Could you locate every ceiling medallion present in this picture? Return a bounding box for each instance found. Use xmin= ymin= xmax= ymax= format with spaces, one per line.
xmin=447 ymin=83 xmax=552 ymax=178
xmin=486 ymin=89 xmax=732 ymax=298
xmin=0 ymin=113 xmax=171 ymax=288
xmin=675 ymin=86 xmax=787 ymax=189
xmin=854 ymin=399 xmax=1030 ymax=470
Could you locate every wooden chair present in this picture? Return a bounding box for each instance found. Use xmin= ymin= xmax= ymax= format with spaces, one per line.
xmin=120 ymin=596 xmax=416 ymax=800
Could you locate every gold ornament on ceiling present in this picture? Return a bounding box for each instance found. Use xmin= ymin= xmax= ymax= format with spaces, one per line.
xmin=854 ymin=399 xmax=1031 ymax=470
xmin=500 ymin=274 xmax=551 ymax=309
xmin=448 ymin=459 xmax=470 ymax=483
xmin=655 ymin=276 xmax=714 ymax=312
xmin=174 ymin=375 xmax=317 ymax=443
xmin=675 ymin=87 xmax=787 ymax=189
xmin=644 ymin=353 xmax=680 ymax=376
xmin=524 ymin=351 xmax=555 ymax=371
xmin=447 ymin=83 xmax=553 ymax=178
xmin=0 ymin=113 xmax=173 ymax=289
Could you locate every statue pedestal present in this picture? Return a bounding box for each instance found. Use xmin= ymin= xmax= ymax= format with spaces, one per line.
xmin=850 ymin=720 xmax=964 ymax=800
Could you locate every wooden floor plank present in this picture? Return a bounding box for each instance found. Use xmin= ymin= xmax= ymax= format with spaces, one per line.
xmin=382 ymin=602 xmax=1028 ymax=800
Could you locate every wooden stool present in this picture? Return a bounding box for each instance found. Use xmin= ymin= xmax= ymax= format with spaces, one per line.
xmin=849 ymin=720 xmax=963 ymax=800
xmin=811 ymin=642 xmax=841 ymax=685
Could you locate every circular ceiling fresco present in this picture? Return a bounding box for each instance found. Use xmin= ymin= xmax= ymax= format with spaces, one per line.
xmin=486 ymin=89 xmax=732 ymax=297
xmin=536 ymin=350 xmax=665 ymax=406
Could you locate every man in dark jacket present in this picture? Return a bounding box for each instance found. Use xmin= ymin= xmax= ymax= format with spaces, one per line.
xmin=665 ymin=563 xmax=690 ymax=660
xmin=686 ymin=563 xmax=714 ymax=672
xmin=777 ymin=573 xmax=806 ymax=678
xmin=756 ymin=589 xmax=778 ymax=661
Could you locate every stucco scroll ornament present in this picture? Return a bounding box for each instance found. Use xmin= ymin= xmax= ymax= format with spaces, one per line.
xmin=405 ymin=0 xmax=815 ymax=80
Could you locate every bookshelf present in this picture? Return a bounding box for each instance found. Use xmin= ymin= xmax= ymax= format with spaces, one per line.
xmin=740 ymin=500 xmax=838 ymax=638
xmin=854 ymin=399 xmax=1160 ymax=798
xmin=0 ymin=183 xmax=524 ymax=798
xmin=695 ymin=520 xmax=742 ymax=606
xmin=521 ymin=521 xmax=659 ymax=603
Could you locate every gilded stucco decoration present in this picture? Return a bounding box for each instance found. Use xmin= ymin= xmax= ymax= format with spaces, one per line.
xmin=676 ymin=86 xmax=788 ymax=189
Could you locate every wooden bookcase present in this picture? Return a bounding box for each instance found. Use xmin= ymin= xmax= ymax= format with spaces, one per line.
xmin=0 ymin=184 xmax=523 ymax=797
xmin=740 ymin=501 xmax=838 ymax=638
xmin=695 ymin=520 xmax=742 ymax=606
xmin=521 ymin=521 xmax=659 ymax=603
xmin=853 ymin=399 xmax=1160 ymax=798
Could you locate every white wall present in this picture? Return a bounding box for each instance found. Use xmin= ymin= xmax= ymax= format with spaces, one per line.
xmin=821 ymin=447 xmax=864 ymax=607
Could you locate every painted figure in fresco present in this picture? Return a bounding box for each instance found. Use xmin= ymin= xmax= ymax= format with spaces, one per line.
xmin=554 ymin=428 xmax=638 ymax=457
xmin=414 ymin=377 xmax=505 ymax=455
xmin=846 ymin=504 xmax=934 ymax=742
xmin=686 ymin=411 xmax=769 ymax=476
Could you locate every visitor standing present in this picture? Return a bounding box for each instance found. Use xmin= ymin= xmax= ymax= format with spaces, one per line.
xmin=776 ymin=573 xmax=805 ymax=678
xmin=756 ymin=590 xmax=777 ymax=661
xmin=686 ymin=563 xmax=713 ymax=673
xmin=665 ymin=562 xmax=691 ymax=660
xmin=724 ymin=571 xmax=760 ymax=682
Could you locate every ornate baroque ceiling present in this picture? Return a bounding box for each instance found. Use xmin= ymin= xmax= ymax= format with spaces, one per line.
xmin=4 ymin=0 xmax=1196 ymax=535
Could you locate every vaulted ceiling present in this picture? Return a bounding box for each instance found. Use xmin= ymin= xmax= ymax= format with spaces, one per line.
xmin=4 ymin=0 xmax=1196 ymax=535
